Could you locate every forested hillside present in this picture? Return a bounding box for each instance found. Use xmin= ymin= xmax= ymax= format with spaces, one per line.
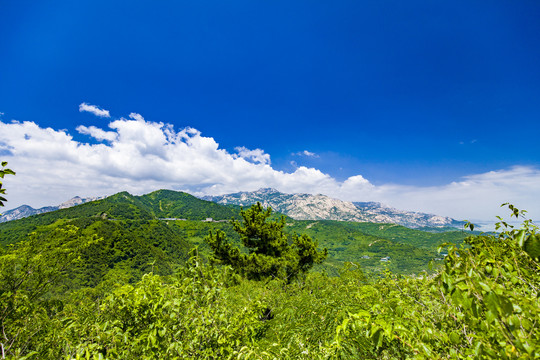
xmin=0 ymin=172 xmax=538 ymax=359
xmin=0 ymin=190 xmax=467 ymax=275
xmin=0 ymin=190 xmax=240 ymax=246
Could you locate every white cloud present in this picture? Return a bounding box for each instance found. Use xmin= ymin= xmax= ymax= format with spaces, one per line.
xmin=235 ymin=146 xmax=271 ymax=165
xmin=77 ymin=125 xmax=117 ymax=141
xmin=79 ymin=103 xmax=111 ymax=118
xmin=1 ymin=113 xmax=539 ymax=223
xmin=359 ymin=167 xmax=540 ymax=222
xmin=293 ymin=150 xmax=319 ymax=157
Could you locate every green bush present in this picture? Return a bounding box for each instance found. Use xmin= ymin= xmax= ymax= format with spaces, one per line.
xmin=1 ymin=203 xmax=538 ymax=359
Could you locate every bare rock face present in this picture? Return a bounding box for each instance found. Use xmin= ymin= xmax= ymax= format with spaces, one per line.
xmin=352 ymin=202 xmax=463 ymax=229
xmin=0 ymin=196 xmax=102 ymax=223
xmin=205 ymin=188 xmax=463 ymax=229
xmin=0 ymin=205 xmax=57 ymax=223
xmin=58 ymin=196 xmax=102 ymax=209
xmin=2 ymin=188 xmax=463 ymax=230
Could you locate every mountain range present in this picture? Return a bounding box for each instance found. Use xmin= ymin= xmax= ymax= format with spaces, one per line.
xmin=0 ymin=189 xmax=467 ymax=276
xmin=1 ymin=188 xmax=464 ymax=229
xmin=0 ymin=196 xmax=102 ymax=223
xmin=203 ymin=188 xmax=464 ymax=229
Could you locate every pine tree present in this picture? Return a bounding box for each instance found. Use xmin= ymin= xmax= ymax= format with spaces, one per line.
xmin=206 ymin=202 xmax=327 ymax=282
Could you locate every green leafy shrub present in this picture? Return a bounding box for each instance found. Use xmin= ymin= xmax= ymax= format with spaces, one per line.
xmin=1 ymin=199 xmax=538 ymax=359
xmin=0 ymin=226 xmax=101 ymax=358
xmin=60 ymin=255 xmax=267 ymax=359
xmin=330 ymin=205 xmax=540 ymax=359
xmin=0 ymin=161 xmax=15 ymax=212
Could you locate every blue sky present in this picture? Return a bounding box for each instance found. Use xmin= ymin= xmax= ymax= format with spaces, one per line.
xmin=1 ymin=1 xmax=540 ymax=222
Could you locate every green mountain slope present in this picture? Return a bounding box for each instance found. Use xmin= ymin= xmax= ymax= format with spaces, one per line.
xmin=160 ymin=217 xmax=467 ymax=275
xmin=137 ymin=189 xmax=241 ymax=220
xmin=284 ymin=220 xmax=467 ymax=274
xmin=291 ymin=220 xmax=467 ymax=252
xmin=0 ymin=190 xmax=240 ymax=246
xmin=0 ymin=190 xmax=239 ymax=290
xmin=0 ymin=190 xmax=468 ymax=278
xmin=49 ymin=218 xmax=192 ymax=292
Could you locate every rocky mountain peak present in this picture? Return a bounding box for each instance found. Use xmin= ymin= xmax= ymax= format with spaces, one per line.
xmin=206 ymin=189 xmax=464 ymax=229
xmin=1 ymin=196 xmax=103 ymax=223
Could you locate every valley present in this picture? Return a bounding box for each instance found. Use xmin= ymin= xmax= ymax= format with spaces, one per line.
xmin=0 ymin=188 xmax=538 ymax=359
xmin=0 ymin=189 xmax=467 ymax=278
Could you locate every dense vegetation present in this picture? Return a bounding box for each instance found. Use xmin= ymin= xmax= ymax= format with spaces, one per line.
xmin=0 ymin=190 xmax=240 ymax=247
xmin=1 ymin=163 xmax=538 ymax=358
xmin=207 ymin=203 xmax=327 ymax=282
xmin=0 ymin=190 xmax=467 ymax=275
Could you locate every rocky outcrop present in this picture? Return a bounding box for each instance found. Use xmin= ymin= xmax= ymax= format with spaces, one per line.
xmin=205 ymin=188 xmax=463 ymax=229
xmin=0 ymin=196 xmax=102 ymax=223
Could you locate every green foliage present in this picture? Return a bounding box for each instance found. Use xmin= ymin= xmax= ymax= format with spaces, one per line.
xmin=138 ymin=189 xmax=241 ymax=220
xmin=0 ymin=216 xmax=194 ymax=307
xmin=0 ymin=188 xmax=466 ymax=275
xmin=0 ymin=194 xmax=154 ymax=247
xmin=0 ymin=252 xmax=268 ymax=359
xmin=496 ymin=203 xmax=540 ymax=261
xmin=48 ymin=218 xmax=192 ymax=290
xmin=1 ymin=214 xmax=466 ymax=276
xmin=206 ymin=203 xmax=327 ymax=282
xmin=1 ymin=199 xmax=537 ymax=359
xmin=56 ymin=255 xmax=267 ymax=359
xmin=285 ymin=220 xmax=467 ymax=275
xmin=0 ymin=190 xmax=239 ymax=247
xmin=0 ymin=161 xmax=15 ymax=212
xmin=288 ymin=220 xmax=467 ymax=253
xmin=327 ymin=206 xmax=540 ymax=359
xmin=0 ymin=226 xmax=101 ymax=357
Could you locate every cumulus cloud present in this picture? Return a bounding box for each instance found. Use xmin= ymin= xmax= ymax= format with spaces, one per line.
xmin=79 ymin=103 xmax=111 ymax=118
xmin=235 ymin=146 xmax=271 ymax=165
xmin=0 ymin=112 xmax=539 ymax=223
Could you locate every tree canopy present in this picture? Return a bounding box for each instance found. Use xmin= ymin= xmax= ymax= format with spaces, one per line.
xmin=206 ymin=202 xmax=327 ymax=282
